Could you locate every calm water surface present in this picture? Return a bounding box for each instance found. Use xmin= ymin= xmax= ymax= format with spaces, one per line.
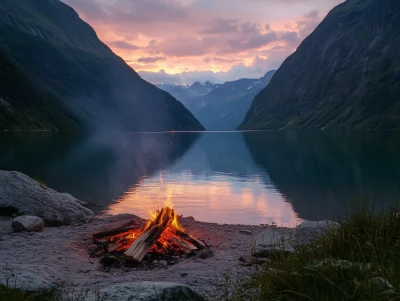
xmin=1 ymin=131 xmax=400 ymax=227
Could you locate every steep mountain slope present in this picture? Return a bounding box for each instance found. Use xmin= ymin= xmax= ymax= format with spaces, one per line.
xmin=0 ymin=44 xmax=78 ymax=130
xmin=239 ymin=0 xmax=400 ymax=130
xmin=194 ymin=71 xmax=275 ymax=130
xmin=0 ymin=0 xmax=203 ymax=131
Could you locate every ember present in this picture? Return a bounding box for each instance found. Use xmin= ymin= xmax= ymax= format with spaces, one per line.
xmin=92 ymin=207 xmax=206 ymax=263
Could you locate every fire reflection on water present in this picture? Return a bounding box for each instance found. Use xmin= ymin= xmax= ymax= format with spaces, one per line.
xmin=106 ymin=171 xmax=302 ymax=227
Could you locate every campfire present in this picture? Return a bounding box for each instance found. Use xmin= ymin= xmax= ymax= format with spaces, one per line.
xmin=92 ymin=207 xmax=206 ymax=263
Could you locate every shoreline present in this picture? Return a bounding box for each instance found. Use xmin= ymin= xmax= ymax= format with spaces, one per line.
xmin=0 ymin=213 xmax=272 ymax=297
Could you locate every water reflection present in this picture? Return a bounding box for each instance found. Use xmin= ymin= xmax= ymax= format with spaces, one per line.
xmin=1 ymin=131 xmax=399 ymax=225
xmin=244 ymin=131 xmax=400 ymax=220
xmin=0 ymin=131 xmax=199 ymax=208
xmin=108 ymin=132 xmax=301 ymax=226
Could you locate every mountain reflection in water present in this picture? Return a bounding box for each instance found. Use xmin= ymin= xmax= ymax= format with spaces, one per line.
xmin=1 ymin=131 xmax=399 ymax=226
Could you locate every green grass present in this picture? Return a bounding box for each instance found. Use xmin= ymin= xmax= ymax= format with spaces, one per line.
xmin=227 ymin=205 xmax=400 ymax=301
xmin=0 ymin=285 xmax=95 ymax=301
xmin=0 ymin=285 xmax=59 ymax=301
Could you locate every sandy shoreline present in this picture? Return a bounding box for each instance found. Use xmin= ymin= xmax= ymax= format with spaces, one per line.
xmin=0 ymin=214 xmax=274 ymax=297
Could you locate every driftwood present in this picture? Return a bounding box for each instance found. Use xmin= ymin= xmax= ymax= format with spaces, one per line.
xmin=123 ymin=208 xmax=174 ymax=262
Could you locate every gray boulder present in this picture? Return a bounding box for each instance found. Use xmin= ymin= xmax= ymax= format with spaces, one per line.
xmin=293 ymin=220 xmax=340 ymax=248
xmin=12 ymin=215 xmax=44 ymax=232
xmin=0 ymin=171 xmax=94 ymax=225
xmin=86 ymin=282 xmax=205 ymax=301
xmin=255 ymin=228 xmax=295 ymax=256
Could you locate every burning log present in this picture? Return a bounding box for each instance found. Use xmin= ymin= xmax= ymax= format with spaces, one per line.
xmin=123 ymin=207 xmax=205 ymax=263
xmin=123 ymin=207 xmax=175 ymax=262
xmin=107 ymin=243 xmax=123 ymax=253
xmin=92 ymin=207 xmax=207 ymax=264
xmin=92 ymin=220 xmax=142 ymax=242
xmin=175 ymin=229 xmax=206 ymax=249
xmin=171 ymin=237 xmax=197 ymax=254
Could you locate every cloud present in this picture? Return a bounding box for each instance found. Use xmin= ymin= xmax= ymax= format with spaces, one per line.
xmin=64 ymin=0 xmax=186 ymax=24
xmin=108 ymin=40 xmax=140 ymax=50
xmin=140 ymin=69 xmax=219 ymax=85
xmin=201 ymin=19 xmax=239 ymax=34
xmin=150 ymin=36 xmax=214 ymax=57
xmin=146 ymin=19 xmax=299 ymax=57
xmin=137 ymin=56 xmax=165 ymax=63
xmin=204 ymin=57 xmax=240 ymax=64
xmin=296 ymin=9 xmax=321 ymax=38
xmin=62 ymin=0 xmax=344 ymax=84
xmin=225 ymin=31 xmax=278 ymax=52
xmin=139 ymin=54 xmax=280 ymax=85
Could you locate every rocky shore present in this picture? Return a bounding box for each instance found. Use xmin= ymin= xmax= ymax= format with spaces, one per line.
xmin=0 ymin=171 xmax=337 ymax=300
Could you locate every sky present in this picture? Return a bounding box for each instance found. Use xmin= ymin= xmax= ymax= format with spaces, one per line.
xmin=62 ymin=0 xmax=344 ymax=85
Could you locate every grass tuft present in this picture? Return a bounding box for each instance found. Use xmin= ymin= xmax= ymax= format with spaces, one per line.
xmin=0 ymin=284 xmax=95 ymax=301
xmin=0 ymin=285 xmax=59 ymax=301
xmin=229 ymin=205 xmax=400 ymax=301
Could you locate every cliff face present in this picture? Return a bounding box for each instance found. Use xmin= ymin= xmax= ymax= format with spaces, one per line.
xmin=0 ymin=0 xmax=204 ymax=131
xmin=239 ymin=0 xmax=400 ymax=130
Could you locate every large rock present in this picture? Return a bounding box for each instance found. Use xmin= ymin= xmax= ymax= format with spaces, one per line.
xmin=0 ymin=171 xmax=94 ymax=225
xmin=293 ymin=220 xmax=340 ymax=248
xmin=12 ymin=215 xmax=44 ymax=232
xmin=86 ymin=282 xmax=205 ymax=301
xmin=255 ymin=228 xmax=295 ymax=256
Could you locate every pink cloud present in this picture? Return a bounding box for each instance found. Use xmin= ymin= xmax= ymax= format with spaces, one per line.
xmin=61 ymin=0 xmax=344 ymax=83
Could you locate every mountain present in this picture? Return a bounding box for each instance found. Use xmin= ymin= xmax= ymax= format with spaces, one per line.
xmin=239 ymin=0 xmax=400 ymax=130
xmin=156 ymin=81 xmax=220 ymax=108
xmin=0 ymin=0 xmax=204 ymax=131
xmin=157 ymin=72 xmax=276 ymax=130
xmin=193 ymin=71 xmax=276 ymax=130
xmin=0 ymin=44 xmax=78 ymax=131
xmin=188 ymin=81 xmax=219 ymax=96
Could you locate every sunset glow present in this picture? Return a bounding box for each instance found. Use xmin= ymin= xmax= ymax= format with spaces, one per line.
xmin=106 ymin=171 xmax=302 ymax=227
xmin=62 ymin=0 xmax=344 ymax=84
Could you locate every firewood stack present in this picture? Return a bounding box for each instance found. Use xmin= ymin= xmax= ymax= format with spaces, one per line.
xmin=92 ymin=207 xmax=206 ymax=263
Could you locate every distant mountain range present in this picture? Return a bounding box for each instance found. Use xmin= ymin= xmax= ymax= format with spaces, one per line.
xmin=0 ymin=0 xmax=203 ymax=131
xmin=157 ymin=71 xmax=275 ymax=130
xmin=239 ymin=0 xmax=400 ymax=130
xmin=156 ymin=81 xmax=220 ymax=108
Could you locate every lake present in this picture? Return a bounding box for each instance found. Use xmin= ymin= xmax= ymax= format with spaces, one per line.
xmin=1 ymin=131 xmax=400 ymax=227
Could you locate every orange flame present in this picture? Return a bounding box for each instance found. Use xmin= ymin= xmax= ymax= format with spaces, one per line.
xmin=95 ymin=207 xmax=198 ymax=257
